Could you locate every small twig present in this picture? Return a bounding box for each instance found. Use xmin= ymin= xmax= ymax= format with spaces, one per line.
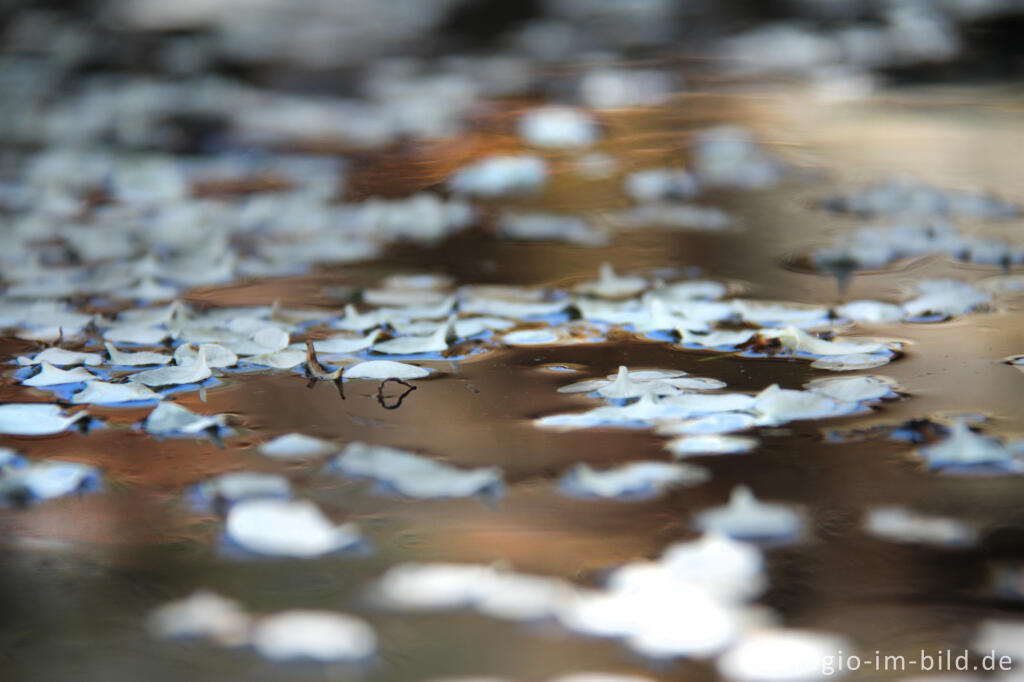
xmin=205 ymin=424 xmax=225 ymax=449
xmin=376 ymin=378 xmax=416 ymax=410
xmin=697 ymin=351 xmax=744 ymax=362
xmin=304 ymin=340 xmax=342 ymax=380
xmin=304 ymin=341 xmax=345 ymax=399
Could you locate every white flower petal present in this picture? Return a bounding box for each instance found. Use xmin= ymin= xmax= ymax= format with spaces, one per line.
xmin=917 ymin=421 xmax=1019 ymax=470
xmin=147 ymin=591 xmax=250 ymax=645
xmin=330 ymin=442 xmax=502 ymax=499
xmin=518 ymin=106 xmax=599 ymax=149
xmin=449 ymin=155 xmax=548 ymax=198
xmin=343 ymin=360 xmax=432 ymax=380
xmin=245 ymin=349 xmax=306 ymax=369
xmin=666 ymin=435 xmax=759 ymax=457
xmin=225 ymin=499 xmax=361 ymax=558
xmin=804 ymin=376 xmax=897 ymax=403
xmin=173 ymin=343 xmax=237 ymax=368
xmin=130 ymin=347 xmax=211 ymax=386
xmin=144 ymin=401 xmax=225 ymax=436
xmin=752 ymin=384 xmax=861 ymax=426
xmin=21 ymin=361 xmax=95 ymax=387
xmin=693 ymin=486 xmax=803 ymax=540
xmin=71 ymin=380 xmax=161 ymax=405
xmin=718 ymin=629 xmax=851 ymax=682
xmin=250 ymin=611 xmax=376 ymax=662
xmin=313 ymin=330 xmax=381 ymax=354
xmin=106 ymin=342 xmax=173 ymax=367
xmin=16 ymin=348 xmax=103 ymax=367
xmin=0 ymin=404 xmax=89 ymax=435
xmin=809 ymin=354 xmax=892 ymax=371
xmin=196 ymin=472 xmax=292 ymax=506
xmin=258 ymin=433 xmax=338 ymax=460
xmin=863 ymin=506 xmax=976 ymax=546
xmin=559 ymin=461 xmax=709 ymax=499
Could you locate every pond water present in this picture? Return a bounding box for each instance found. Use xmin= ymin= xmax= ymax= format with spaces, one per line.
xmin=2 ymin=83 xmax=1024 ymax=682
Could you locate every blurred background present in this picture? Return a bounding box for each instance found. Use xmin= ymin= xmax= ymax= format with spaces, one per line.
xmin=3 ymin=0 xmax=1024 ymax=156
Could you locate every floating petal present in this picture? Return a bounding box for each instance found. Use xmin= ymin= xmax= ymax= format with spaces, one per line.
xmin=195 ymin=472 xmax=292 ymax=508
xmin=21 ymin=361 xmax=95 ymax=387
xmin=106 ymin=343 xmax=172 ymax=367
xmin=225 ymin=498 xmax=361 ymax=558
xmin=558 ymin=461 xmax=709 ymax=499
xmin=518 ymin=106 xmax=599 ymax=148
xmin=752 ymin=384 xmax=861 ymax=426
xmin=258 ymin=433 xmax=338 ymax=460
xmin=130 ymin=347 xmax=211 ymax=386
xmin=147 ymin=591 xmax=250 ymax=645
xmin=250 ymin=611 xmax=376 ymax=662
xmin=329 ymin=442 xmax=502 ymax=499
xmin=917 ymin=421 xmax=1020 ymax=471
xmin=0 ymin=404 xmax=89 ymax=435
xmin=71 ymin=380 xmax=161 ymax=405
xmin=693 ymin=486 xmax=803 ymax=541
xmin=666 ymin=435 xmax=759 ymax=457
xmin=718 ymin=630 xmax=851 ymax=682
xmin=863 ymin=506 xmax=976 ymax=546
xmin=343 ymin=360 xmax=432 ymax=380
xmin=0 ymin=460 xmax=100 ymax=503
xmin=16 ymin=348 xmax=103 ymax=367
xmin=804 ymin=376 xmax=898 ymax=403
xmin=173 ymin=343 xmax=237 ymax=368
xmin=144 ymin=401 xmax=226 ymax=436
xmin=314 ymin=330 xmax=381 ymax=354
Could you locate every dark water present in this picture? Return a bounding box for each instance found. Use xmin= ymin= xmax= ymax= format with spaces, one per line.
xmin=2 ymin=86 xmax=1024 ymax=682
